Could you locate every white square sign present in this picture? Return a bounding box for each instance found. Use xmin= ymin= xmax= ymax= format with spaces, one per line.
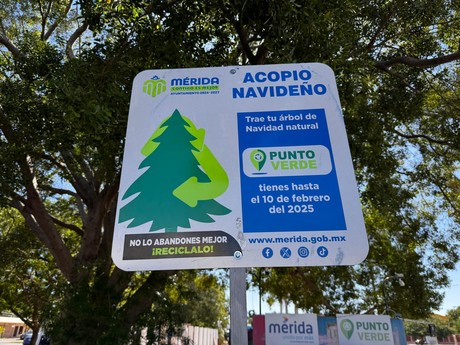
xmin=112 ymin=63 xmax=368 ymax=270
xmin=265 ymin=314 xmax=319 ymax=345
xmin=336 ymin=314 xmax=395 ymax=345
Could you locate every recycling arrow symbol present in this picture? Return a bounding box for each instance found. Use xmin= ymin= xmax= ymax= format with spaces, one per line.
xmin=141 ymin=114 xmax=229 ymax=207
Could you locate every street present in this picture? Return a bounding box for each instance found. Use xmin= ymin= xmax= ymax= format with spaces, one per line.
xmin=0 ymin=338 xmax=22 ymax=345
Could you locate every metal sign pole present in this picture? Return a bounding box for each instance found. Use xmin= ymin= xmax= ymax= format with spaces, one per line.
xmin=230 ymin=267 xmax=248 ymax=345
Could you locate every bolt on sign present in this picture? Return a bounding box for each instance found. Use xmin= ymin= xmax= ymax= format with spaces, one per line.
xmin=112 ymin=63 xmax=369 ymax=271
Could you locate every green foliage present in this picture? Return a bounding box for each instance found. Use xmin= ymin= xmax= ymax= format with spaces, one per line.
xmin=447 ymin=306 xmax=460 ymax=333
xmin=245 ymin=0 xmax=460 ymax=319
xmin=0 ymin=208 xmax=62 ymax=331
xmin=404 ymin=315 xmax=453 ymax=340
xmin=128 ymin=271 xmax=228 ymax=344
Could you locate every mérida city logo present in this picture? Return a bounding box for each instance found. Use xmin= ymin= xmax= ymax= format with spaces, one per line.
xmin=267 ymin=317 xmax=315 ymax=335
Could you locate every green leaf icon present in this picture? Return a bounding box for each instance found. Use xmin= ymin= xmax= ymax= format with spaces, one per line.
xmin=250 ymin=149 xmax=266 ymax=171
xmin=340 ymin=319 xmax=354 ymax=340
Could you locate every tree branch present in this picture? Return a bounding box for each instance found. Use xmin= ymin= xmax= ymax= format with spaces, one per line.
xmin=366 ymin=6 xmax=396 ymax=52
xmin=66 ymin=22 xmax=89 ymax=59
xmin=1 ymin=115 xmax=77 ymax=282
xmin=376 ymin=51 xmax=460 ymax=72
xmin=50 ymin=215 xmax=84 ymax=236
xmin=0 ymin=33 xmax=24 ymax=59
xmin=11 ymin=197 xmax=77 ymax=282
xmin=38 ymin=0 xmax=48 ymax=40
xmin=233 ymin=19 xmax=257 ymax=65
xmin=40 ymin=153 xmax=89 ymax=224
xmin=108 ymin=266 xmax=134 ymax=296
xmin=40 ymin=185 xmax=78 ymax=198
xmin=426 ymin=170 xmax=459 ymax=215
xmin=43 ymin=0 xmax=74 ymax=41
xmin=77 ymin=181 xmax=119 ymax=262
xmin=61 ymin=150 xmax=94 ymax=205
xmin=394 ymin=129 xmax=451 ymax=145
xmin=120 ymin=271 xmax=177 ymax=329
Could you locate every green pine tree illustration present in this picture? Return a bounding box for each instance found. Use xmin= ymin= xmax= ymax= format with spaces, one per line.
xmin=119 ymin=109 xmax=231 ymax=232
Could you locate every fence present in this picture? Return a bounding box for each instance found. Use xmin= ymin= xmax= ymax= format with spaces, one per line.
xmin=140 ymin=324 xmax=218 ymax=345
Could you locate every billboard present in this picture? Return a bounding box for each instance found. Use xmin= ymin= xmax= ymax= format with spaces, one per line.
xmin=253 ymin=315 xmax=407 ymax=345
xmin=112 ymin=63 xmax=368 ymax=270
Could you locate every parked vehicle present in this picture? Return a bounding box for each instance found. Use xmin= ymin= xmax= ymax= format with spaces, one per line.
xmin=22 ymin=333 xmax=50 ymax=345
xmin=20 ymin=330 xmax=32 ymax=340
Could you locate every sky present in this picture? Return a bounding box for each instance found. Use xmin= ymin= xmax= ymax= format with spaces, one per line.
xmin=436 ymin=262 xmax=460 ymax=315
xmin=245 ymin=262 xmax=460 ymax=316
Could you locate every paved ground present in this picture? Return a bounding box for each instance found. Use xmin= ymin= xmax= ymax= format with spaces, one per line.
xmin=0 ymin=338 xmax=22 ymax=344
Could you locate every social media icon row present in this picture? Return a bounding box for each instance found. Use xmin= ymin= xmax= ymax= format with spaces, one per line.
xmin=262 ymin=246 xmax=329 ymax=259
